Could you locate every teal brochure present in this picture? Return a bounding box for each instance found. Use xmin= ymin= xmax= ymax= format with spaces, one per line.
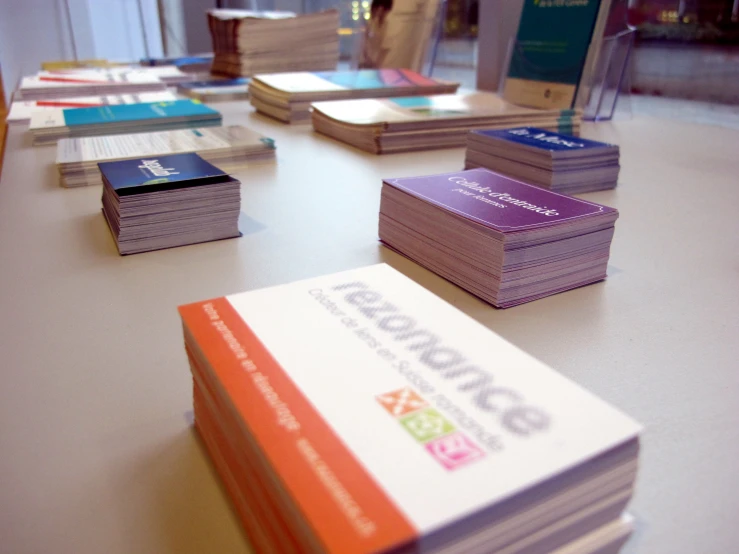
xmin=504 ymin=0 xmax=606 ymax=109
xmin=62 ymin=100 xmax=220 ymax=127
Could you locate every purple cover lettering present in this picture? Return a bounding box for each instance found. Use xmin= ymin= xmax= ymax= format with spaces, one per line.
xmin=384 ymin=169 xmax=616 ymax=231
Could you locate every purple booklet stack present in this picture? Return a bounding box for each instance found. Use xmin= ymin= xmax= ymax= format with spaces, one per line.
xmin=379 ymin=168 xmax=619 ymax=308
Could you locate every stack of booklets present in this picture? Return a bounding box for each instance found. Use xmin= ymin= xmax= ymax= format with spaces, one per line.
xmin=6 ymin=91 xmax=178 ymax=124
xmin=45 ymin=65 xmax=201 ymax=85
xmin=178 ymin=263 xmax=641 ymax=554
xmin=379 ymin=168 xmax=619 ymax=308
xmin=57 ymin=125 xmax=275 ymax=187
xmin=131 ymin=65 xmax=203 ymax=85
xmin=249 ymin=69 xmax=459 ymax=123
xmin=311 ymin=92 xmax=581 ymax=154
xmin=178 ymin=78 xmax=251 ymax=102
xmin=466 ymin=127 xmax=620 ymax=194
xmin=100 ymin=152 xmax=241 ymax=255
xmin=29 ymin=99 xmax=222 ymax=146
xmin=208 ymin=9 xmax=339 ymax=77
xmin=16 ymin=70 xmax=167 ymax=100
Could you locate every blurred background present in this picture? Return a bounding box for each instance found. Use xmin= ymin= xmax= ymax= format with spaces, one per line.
xmin=1 ymin=0 xmax=737 ymax=115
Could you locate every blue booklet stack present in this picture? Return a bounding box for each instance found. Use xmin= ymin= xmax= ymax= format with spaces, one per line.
xmin=99 ymin=153 xmax=241 ymax=255
xmin=178 ymin=78 xmax=250 ymax=102
xmin=30 ymin=100 xmax=222 ymax=146
xmin=465 ymin=128 xmax=620 ymax=194
xmin=140 ymin=54 xmax=214 ymax=72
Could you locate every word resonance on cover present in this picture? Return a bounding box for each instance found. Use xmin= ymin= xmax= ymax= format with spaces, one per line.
xmin=376 ymin=386 xmax=486 ymax=470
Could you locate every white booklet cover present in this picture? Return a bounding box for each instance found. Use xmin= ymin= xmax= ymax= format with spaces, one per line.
xmin=57 ymin=127 xmax=234 ymax=164
xmin=7 ymin=91 xmax=178 ymax=123
xmin=20 ymin=69 xmax=163 ymax=91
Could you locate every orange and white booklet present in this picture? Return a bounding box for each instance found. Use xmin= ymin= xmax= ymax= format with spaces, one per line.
xmin=179 ymin=264 xmax=641 ymax=554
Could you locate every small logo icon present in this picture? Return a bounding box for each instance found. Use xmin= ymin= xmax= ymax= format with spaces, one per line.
xmin=426 ymin=432 xmax=486 ymax=470
xmin=400 ymin=408 xmax=455 ymax=443
xmin=376 ymin=387 xmax=428 ymax=417
xmin=376 ymin=387 xmax=486 ymax=471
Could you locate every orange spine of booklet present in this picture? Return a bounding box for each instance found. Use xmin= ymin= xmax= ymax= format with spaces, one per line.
xmin=188 ymin=343 xmax=303 ymax=552
xmin=179 ymin=298 xmax=417 ymax=554
xmin=193 ymin=388 xmax=281 ymax=552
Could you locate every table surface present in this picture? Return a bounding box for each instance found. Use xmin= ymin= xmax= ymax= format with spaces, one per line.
xmin=1 ymin=102 xmax=738 ymax=554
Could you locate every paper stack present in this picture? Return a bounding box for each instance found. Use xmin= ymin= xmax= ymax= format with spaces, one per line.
xmin=57 ymin=125 xmax=274 ymax=188
xmin=16 ymin=70 xmax=167 ymax=100
xmin=52 ymin=65 xmax=201 ymax=84
xmin=178 ymin=78 xmax=251 ymax=102
xmin=29 ymin=99 xmax=222 ymax=146
xmin=249 ymin=69 xmax=459 ymax=123
xmin=208 ymin=9 xmax=339 ymax=77
xmin=6 ymin=91 xmax=179 ymax=124
xmin=100 ymin=152 xmax=241 ymax=255
xmin=466 ymin=128 xmax=620 ymax=194
xmin=311 ymin=92 xmax=582 ymax=154
xmin=379 ymin=168 xmax=619 ymax=308
xmin=178 ymin=263 xmax=641 ymax=554
xmin=131 ymin=65 xmax=205 ymax=85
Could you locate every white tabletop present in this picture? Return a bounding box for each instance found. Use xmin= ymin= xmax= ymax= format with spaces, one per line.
xmin=1 ymin=102 xmax=738 ymax=554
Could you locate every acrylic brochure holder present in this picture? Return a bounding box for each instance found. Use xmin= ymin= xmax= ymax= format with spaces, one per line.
xmin=582 ymin=28 xmax=636 ymax=122
xmin=498 ymin=28 xmax=635 ymax=123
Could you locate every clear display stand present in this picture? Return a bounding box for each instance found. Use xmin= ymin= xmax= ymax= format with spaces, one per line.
xmin=582 ymin=28 xmax=636 ymax=121
xmin=495 ymin=28 xmax=635 ymax=124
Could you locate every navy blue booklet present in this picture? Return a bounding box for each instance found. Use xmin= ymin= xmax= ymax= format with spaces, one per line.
xmin=471 ymin=127 xmax=617 ymax=158
xmin=98 ymin=152 xmax=232 ymax=196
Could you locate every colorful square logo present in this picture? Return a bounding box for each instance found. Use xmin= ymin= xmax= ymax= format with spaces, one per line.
xmin=425 ymin=432 xmax=486 ymax=470
xmin=376 ymin=387 xmax=428 ymax=418
xmin=400 ymin=408 xmax=455 ymax=443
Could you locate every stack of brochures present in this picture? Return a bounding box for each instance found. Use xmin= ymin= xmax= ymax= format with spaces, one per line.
xmin=379 ymin=168 xmax=619 ymax=308
xmin=16 ymin=70 xmax=167 ymax=100
xmin=128 ymin=65 xmax=204 ymax=85
xmin=178 ymin=78 xmax=251 ymax=102
xmin=311 ymin=92 xmax=582 ymax=154
xmin=100 ymin=152 xmax=241 ymax=255
xmin=47 ymin=65 xmax=201 ymax=85
xmin=249 ymin=69 xmax=459 ymax=123
xmin=6 ymin=91 xmax=178 ymax=124
xmin=208 ymin=9 xmax=339 ymax=77
xmin=465 ymin=128 xmax=620 ymax=194
xmin=29 ymin=99 xmax=222 ymax=146
xmin=178 ymin=263 xmax=641 ymax=554
xmin=57 ymin=125 xmax=275 ymax=187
